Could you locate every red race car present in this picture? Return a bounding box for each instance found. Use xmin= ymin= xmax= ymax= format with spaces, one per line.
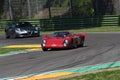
xmin=41 ymin=31 xmax=87 ymax=51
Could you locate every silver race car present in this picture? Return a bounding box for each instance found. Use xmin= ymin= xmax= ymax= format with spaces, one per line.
xmin=5 ymin=22 xmax=40 ymax=39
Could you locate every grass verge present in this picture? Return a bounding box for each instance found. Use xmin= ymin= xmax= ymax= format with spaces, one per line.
xmin=41 ymin=26 xmax=120 ymax=34
xmin=69 ymin=26 xmax=120 ymax=32
xmin=1 ymin=26 xmax=120 ymax=35
xmin=0 ymin=29 xmax=5 ymax=35
xmin=61 ymin=67 xmax=120 ymax=80
xmin=0 ymin=47 xmax=25 ymax=54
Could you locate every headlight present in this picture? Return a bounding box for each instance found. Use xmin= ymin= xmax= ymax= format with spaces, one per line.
xmin=42 ymin=40 xmax=46 ymax=47
xmin=35 ymin=27 xmax=39 ymax=30
xmin=65 ymin=40 xmax=68 ymax=44
xmin=63 ymin=43 xmax=67 ymax=47
xmin=15 ymin=28 xmax=21 ymax=31
xmin=63 ymin=40 xmax=68 ymax=47
xmin=15 ymin=28 xmax=28 ymax=34
xmin=42 ymin=44 xmax=46 ymax=47
xmin=15 ymin=28 xmax=21 ymax=33
xmin=42 ymin=40 xmax=46 ymax=44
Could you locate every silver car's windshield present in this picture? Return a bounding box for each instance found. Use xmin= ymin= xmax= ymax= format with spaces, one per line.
xmin=15 ymin=22 xmax=32 ymax=28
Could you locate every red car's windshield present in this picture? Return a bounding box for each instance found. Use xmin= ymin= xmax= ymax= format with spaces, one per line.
xmin=54 ymin=32 xmax=70 ymax=37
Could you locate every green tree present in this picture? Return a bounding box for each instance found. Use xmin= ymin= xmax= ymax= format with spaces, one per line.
xmin=72 ymin=0 xmax=94 ymax=16
xmin=0 ymin=0 xmax=5 ymax=18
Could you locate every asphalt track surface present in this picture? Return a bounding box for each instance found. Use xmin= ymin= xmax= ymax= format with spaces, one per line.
xmin=0 ymin=33 xmax=120 ymax=78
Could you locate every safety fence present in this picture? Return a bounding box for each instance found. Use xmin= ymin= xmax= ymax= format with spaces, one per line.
xmin=0 ymin=15 xmax=120 ymax=31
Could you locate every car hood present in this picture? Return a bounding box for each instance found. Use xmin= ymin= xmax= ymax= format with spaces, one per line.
xmin=46 ymin=37 xmax=65 ymax=44
xmin=19 ymin=27 xmax=36 ymax=31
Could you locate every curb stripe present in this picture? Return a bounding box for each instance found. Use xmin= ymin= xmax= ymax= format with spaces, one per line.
xmin=5 ymin=44 xmax=41 ymax=48
xmin=0 ymin=44 xmax=42 ymax=57
xmin=57 ymin=61 xmax=120 ymax=73
xmin=28 ymin=48 xmax=42 ymax=51
xmin=15 ymin=72 xmax=74 ymax=80
xmin=5 ymin=61 xmax=120 ymax=80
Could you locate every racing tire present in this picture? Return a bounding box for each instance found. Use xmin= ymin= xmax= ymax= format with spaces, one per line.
xmin=80 ymin=37 xmax=84 ymax=47
xmin=42 ymin=48 xmax=48 ymax=51
xmin=36 ymin=34 xmax=40 ymax=37
xmin=5 ymin=33 xmax=10 ymax=39
xmin=10 ymin=33 xmax=17 ymax=39
xmin=70 ymin=39 xmax=77 ymax=49
xmin=70 ymin=39 xmax=74 ymax=49
xmin=10 ymin=31 xmax=17 ymax=39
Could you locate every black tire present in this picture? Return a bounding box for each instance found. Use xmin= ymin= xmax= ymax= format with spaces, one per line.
xmin=10 ymin=31 xmax=17 ymax=39
xmin=6 ymin=36 xmax=10 ymax=39
xmin=70 ymin=39 xmax=77 ymax=49
xmin=5 ymin=33 xmax=10 ymax=39
xmin=42 ymin=48 xmax=48 ymax=51
xmin=36 ymin=34 xmax=40 ymax=37
xmin=10 ymin=33 xmax=16 ymax=39
xmin=80 ymin=37 xmax=84 ymax=47
xmin=70 ymin=39 xmax=74 ymax=49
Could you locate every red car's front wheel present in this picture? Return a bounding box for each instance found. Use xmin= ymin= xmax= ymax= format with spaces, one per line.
xmin=70 ymin=39 xmax=78 ymax=48
xmin=42 ymin=48 xmax=48 ymax=51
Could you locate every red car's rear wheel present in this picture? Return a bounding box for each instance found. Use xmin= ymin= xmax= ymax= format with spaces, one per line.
xmin=80 ymin=37 xmax=84 ymax=47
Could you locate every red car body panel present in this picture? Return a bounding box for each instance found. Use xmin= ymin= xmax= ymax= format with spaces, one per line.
xmin=41 ymin=32 xmax=87 ymax=50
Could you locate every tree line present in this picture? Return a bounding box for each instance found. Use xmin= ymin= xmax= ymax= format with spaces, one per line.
xmin=0 ymin=0 xmax=119 ymax=19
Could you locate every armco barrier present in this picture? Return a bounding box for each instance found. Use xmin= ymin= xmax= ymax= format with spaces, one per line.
xmin=0 ymin=15 xmax=120 ymax=31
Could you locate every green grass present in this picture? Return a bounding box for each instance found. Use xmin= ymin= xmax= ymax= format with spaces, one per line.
xmin=61 ymin=69 xmax=120 ymax=80
xmin=0 ymin=47 xmax=25 ymax=54
xmin=0 ymin=29 xmax=5 ymax=35
xmin=1 ymin=26 xmax=120 ymax=35
xmin=69 ymin=26 xmax=120 ymax=32
xmin=41 ymin=26 xmax=120 ymax=34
